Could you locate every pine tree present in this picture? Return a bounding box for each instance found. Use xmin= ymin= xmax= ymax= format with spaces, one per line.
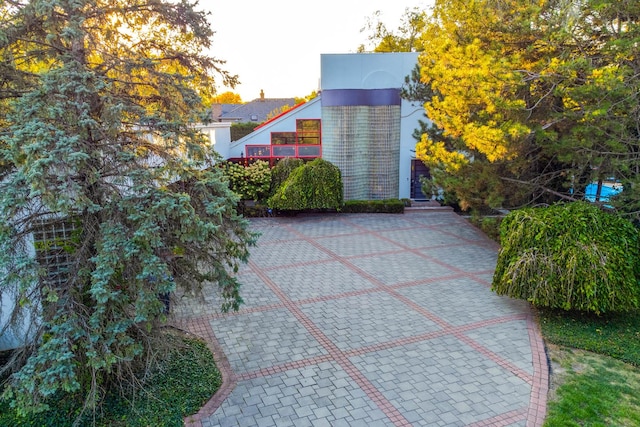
xmin=0 ymin=0 xmax=254 ymax=415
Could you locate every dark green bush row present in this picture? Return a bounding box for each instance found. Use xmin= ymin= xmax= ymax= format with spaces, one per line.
xmin=342 ymin=199 xmax=405 ymax=214
xmin=492 ymin=201 xmax=640 ymax=314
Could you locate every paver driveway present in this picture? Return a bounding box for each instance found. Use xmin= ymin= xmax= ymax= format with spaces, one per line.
xmin=176 ymin=211 xmax=548 ymax=427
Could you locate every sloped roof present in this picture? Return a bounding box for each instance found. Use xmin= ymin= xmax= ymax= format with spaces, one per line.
xmin=210 ymin=103 xmax=241 ymax=121
xmin=253 ymin=101 xmax=307 ymax=130
xmin=220 ymin=97 xmax=296 ymax=123
xmin=230 ymin=96 xmax=322 ymax=149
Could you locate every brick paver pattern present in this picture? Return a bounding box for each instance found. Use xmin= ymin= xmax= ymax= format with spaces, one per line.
xmin=176 ymin=211 xmax=548 ymax=427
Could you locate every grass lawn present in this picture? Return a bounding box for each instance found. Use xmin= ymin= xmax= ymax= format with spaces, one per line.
xmin=0 ymin=332 xmax=221 ymax=427
xmin=539 ymin=308 xmax=640 ymax=426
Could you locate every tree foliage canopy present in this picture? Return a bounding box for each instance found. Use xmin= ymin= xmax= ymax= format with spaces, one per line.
xmin=211 ymin=91 xmax=243 ymax=104
xmin=358 ymin=7 xmax=428 ymax=53
xmin=0 ymin=0 xmax=254 ymax=417
xmin=416 ymin=0 xmax=640 ymax=214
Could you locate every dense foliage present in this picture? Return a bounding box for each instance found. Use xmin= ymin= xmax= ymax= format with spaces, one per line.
xmin=0 ymin=0 xmax=254 ymax=419
xmin=269 ymin=157 xmax=305 ymax=196
xmin=220 ymin=160 xmax=271 ymax=202
xmin=363 ymin=2 xmax=640 ymax=214
xmin=230 ymin=122 xmax=257 ymax=142
xmin=268 ymin=158 xmax=343 ymax=211
xmin=414 ymin=0 xmax=640 ymax=215
xmin=492 ymin=202 xmax=640 ymax=313
xmin=0 ymin=335 xmax=221 ymax=426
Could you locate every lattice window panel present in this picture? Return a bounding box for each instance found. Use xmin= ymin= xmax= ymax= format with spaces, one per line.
xmin=33 ymin=218 xmax=78 ymax=287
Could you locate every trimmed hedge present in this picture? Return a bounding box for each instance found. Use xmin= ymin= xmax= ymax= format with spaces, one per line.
xmin=268 ymin=158 xmax=343 ymax=211
xmin=342 ymin=199 xmax=405 ymax=214
xmin=492 ymin=201 xmax=640 ymax=314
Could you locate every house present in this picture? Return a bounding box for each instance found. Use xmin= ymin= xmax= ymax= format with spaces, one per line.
xmin=222 ymin=52 xmax=429 ymax=201
xmin=227 ymin=97 xmax=322 ymax=163
xmin=212 ymin=90 xmax=296 ymax=124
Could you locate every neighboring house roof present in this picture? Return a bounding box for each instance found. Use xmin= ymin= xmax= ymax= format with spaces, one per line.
xmin=210 ymin=103 xmax=241 ymax=121
xmin=219 ymin=97 xmax=296 ymax=123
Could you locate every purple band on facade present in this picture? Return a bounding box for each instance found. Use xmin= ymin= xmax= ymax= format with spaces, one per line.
xmin=321 ymin=89 xmax=401 ymax=106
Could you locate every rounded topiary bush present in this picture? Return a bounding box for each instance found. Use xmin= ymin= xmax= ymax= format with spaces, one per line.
xmin=492 ymin=201 xmax=640 ymax=314
xmin=268 ymin=158 xmax=343 ymax=211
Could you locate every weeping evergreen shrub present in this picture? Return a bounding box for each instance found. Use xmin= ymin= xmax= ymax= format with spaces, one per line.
xmin=268 ymin=158 xmax=343 ymax=211
xmin=269 ymin=157 xmax=304 ymax=197
xmin=492 ymin=201 xmax=640 ymax=314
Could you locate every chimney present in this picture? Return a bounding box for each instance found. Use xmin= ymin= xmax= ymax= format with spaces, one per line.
xmin=260 ymin=89 xmax=264 ymax=100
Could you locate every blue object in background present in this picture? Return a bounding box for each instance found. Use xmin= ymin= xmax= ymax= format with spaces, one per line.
xmin=585 ymin=181 xmax=623 ymax=204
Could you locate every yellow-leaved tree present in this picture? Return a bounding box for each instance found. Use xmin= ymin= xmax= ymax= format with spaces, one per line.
xmin=414 ymin=0 xmax=640 ymax=213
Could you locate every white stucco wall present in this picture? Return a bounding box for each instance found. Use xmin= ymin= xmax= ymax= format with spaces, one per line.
xmin=0 ymin=234 xmax=39 ymax=352
xmin=321 ymin=53 xmax=420 ymax=91
xmin=196 ymin=122 xmax=232 ymax=160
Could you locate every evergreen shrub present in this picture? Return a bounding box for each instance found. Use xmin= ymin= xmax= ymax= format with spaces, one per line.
xmin=269 ymin=157 xmax=304 ymax=197
xmin=268 ymin=158 xmax=342 ymax=211
xmin=492 ymin=201 xmax=640 ymax=314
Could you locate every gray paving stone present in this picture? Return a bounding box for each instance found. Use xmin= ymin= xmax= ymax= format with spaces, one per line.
xmin=208 ymin=308 xmax=328 ymax=374
xmin=395 ymin=277 xmax=529 ymax=326
xmin=420 ymin=243 xmax=498 ymax=272
xmin=349 ymin=335 xmax=530 ymax=426
xmin=249 ymin=239 xmax=333 ymax=269
xmin=285 ymin=217 xmax=362 ymax=237
xmin=203 ymin=361 xmax=388 ymax=426
xmin=266 ymin=261 xmax=376 ymax=301
xmin=349 ymin=251 xmax=456 ymax=285
xmin=342 ymin=214 xmax=420 ymax=231
xmin=403 ymin=212 xmax=462 ymax=227
xmin=378 ymin=227 xmax=467 ymax=249
xmin=433 ymin=221 xmax=492 ymax=241
xmin=315 ymin=233 xmax=404 ymax=257
xmin=464 ymin=320 xmax=534 ymax=375
xmin=300 ymin=292 xmax=441 ymax=350
xmin=251 ymin=221 xmax=301 ymax=243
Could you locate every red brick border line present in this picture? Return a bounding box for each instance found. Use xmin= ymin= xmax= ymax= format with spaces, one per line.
xmin=250 ymin=259 xmax=415 ymax=427
xmin=454 ymin=331 xmax=534 ymax=384
xmin=237 ymin=355 xmax=334 ymax=381
xmin=466 ymin=407 xmax=528 ymax=426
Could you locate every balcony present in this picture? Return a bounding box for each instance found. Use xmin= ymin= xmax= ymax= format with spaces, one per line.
xmin=245 ymin=144 xmax=321 ymax=160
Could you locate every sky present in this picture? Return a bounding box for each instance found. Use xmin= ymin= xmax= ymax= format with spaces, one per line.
xmin=202 ymin=0 xmax=430 ymax=102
